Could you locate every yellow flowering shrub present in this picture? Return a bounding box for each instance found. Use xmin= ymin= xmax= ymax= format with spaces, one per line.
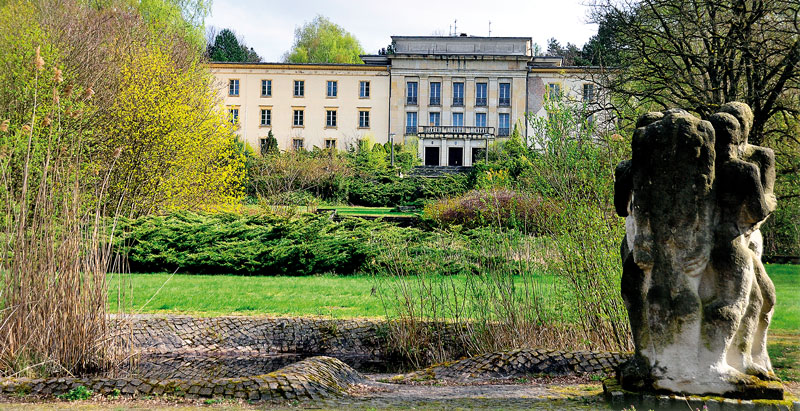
xmin=104 ymin=45 xmax=244 ymax=214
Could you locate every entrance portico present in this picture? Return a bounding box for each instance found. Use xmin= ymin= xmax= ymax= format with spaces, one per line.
xmin=418 ymin=126 xmax=495 ymax=167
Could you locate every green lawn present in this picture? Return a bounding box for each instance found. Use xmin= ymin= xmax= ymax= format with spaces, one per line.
xmin=108 ymin=273 xmax=389 ymax=318
xmin=766 ymin=264 xmax=800 ymax=333
xmin=108 ymin=264 xmax=799 ymax=333
xmin=317 ymin=206 xmax=419 ymax=217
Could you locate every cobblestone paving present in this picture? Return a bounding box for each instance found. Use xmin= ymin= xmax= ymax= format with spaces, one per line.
xmin=0 ymin=314 xmax=696 ymax=408
xmin=0 ymin=356 xmax=366 ymax=401
xmin=121 ymin=315 xmax=389 ymax=357
xmin=394 ymin=348 xmax=628 ymax=383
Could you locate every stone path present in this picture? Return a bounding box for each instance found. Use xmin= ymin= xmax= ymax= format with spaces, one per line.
xmin=1 ymin=315 xmax=796 ymax=410
xmin=394 ymin=348 xmax=627 ymax=383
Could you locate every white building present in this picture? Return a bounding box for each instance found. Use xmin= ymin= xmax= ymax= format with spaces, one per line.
xmin=210 ymin=34 xmax=606 ymax=163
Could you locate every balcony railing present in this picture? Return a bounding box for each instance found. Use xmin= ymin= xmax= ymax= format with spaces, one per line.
xmin=499 ymin=98 xmax=510 ymax=107
xmin=429 ymin=97 xmax=441 ymax=106
xmin=418 ymin=126 xmax=496 ymax=139
xmin=452 ymin=97 xmax=464 ymax=106
xmin=406 ymin=96 xmax=418 ymax=105
xmin=406 ymin=125 xmax=417 ymax=135
xmin=498 ymin=127 xmax=510 ymax=136
xmin=475 ymin=97 xmax=487 ymax=106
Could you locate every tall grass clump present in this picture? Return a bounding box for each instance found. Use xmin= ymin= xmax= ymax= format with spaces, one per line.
xmin=375 ymin=99 xmax=633 ymax=366
xmin=0 ymin=44 xmax=123 ymax=377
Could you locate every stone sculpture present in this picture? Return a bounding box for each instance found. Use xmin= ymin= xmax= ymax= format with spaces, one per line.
xmin=613 ymin=103 xmax=783 ymax=399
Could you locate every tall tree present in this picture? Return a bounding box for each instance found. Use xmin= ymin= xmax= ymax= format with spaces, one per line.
xmin=590 ymin=0 xmax=800 ymax=252
xmin=206 ymin=28 xmax=261 ymax=62
xmin=284 ymin=15 xmax=365 ymax=64
xmin=591 ymin=0 xmax=800 ymax=146
xmin=545 ymin=37 xmax=591 ymax=66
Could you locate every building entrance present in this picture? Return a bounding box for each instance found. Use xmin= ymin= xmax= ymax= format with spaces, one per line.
xmin=448 ymin=147 xmax=463 ymax=166
xmin=424 ymin=146 xmax=440 ymax=166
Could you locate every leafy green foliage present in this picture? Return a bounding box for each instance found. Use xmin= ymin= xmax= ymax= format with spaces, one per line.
xmin=206 ymin=28 xmax=261 ymax=62
xmin=137 ymin=0 xmax=211 ymax=50
xmin=57 ymin=386 xmax=92 ymax=401
xmin=116 ymin=211 xmax=526 ymax=277
xmin=283 ymin=15 xmax=365 ymax=64
xmin=118 ymin=212 xmax=373 ymax=275
xmin=347 ymin=174 xmax=470 ymax=207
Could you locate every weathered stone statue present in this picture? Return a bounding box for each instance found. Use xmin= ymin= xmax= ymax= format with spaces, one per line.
xmin=613 ymin=103 xmax=783 ymax=399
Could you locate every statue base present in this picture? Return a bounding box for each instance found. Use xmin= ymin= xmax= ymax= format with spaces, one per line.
xmin=602 ymin=378 xmax=796 ymax=410
xmin=604 ymin=357 xmax=785 ymax=402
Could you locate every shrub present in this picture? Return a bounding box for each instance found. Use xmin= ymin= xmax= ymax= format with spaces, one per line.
xmin=347 ymin=174 xmax=471 ymax=207
xmin=246 ymin=149 xmax=352 ymax=203
xmin=423 ymin=189 xmax=556 ymax=233
xmin=116 ymin=210 xmax=529 ymax=277
xmin=117 ymin=212 xmax=374 ymax=275
xmin=58 ymin=386 xmax=93 ymax=401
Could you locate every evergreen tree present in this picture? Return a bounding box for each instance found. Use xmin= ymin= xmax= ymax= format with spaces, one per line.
xmin=206 ymin=28 xmax=261 ymax=62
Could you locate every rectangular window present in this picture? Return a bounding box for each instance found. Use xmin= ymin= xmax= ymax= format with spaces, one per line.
xmin=406 ymin=111 xmax=417 ymax=135
xmin=406 ymin=81 xmax=418 ymax=105
xmin=583 ymin=83 xmax=595 ymax=102
xmin=359 ymin=81 xmax=370 ymax=98
xmin=228 ymin=79 xmax=239 ymax=96
xmin=359 ymin=111 xmax=370 ymax=128
xmin=325 ymin=139 xmax=336 ymax=149
xmin=292 ymin=138 xmax=304 ymax=151
xmin=228 ymin=107 xmax=239 ymax=124
xmin=293 ymin=109 xmax=304 ymax=127
xmin=475 ymin=82 xmax=487 ymax=106
xmin=326 ymin=110 xmax=337 ymax=127
xmin=548 ymin=83 xmax=561 ymax=100
xmin=327 ymin=80 xmax=337 ymax=97
xmin=259 ymin=138 xmax=269 ymax=155
xmin=499 ymin=83 xmax=511 ymax=106
xmin=429 ymin=112 xmax=440 ymax=126
xmin=260 ymin=108 xmax=271 ymax=126
xmin=452 ymin=82 xmax=464 ymax=106
xmin=475 ymin=112 xmax=487 ymax=127
xmin=261 ymin=79 xmax=272 ymax=97
xmin=294 ymin=80 xmax=305 ymax=97
xmin=498 ymin=113 xmax=510 ymax=136
xmin=452 ymin=112 xmax=464 ymax=126
xmin=429 ymin=82 xmax=441 ymax=106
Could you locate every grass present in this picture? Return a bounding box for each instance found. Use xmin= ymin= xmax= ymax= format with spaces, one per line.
xmin=108 ymin=273 xmax=388 ymax=318
xmin=317 ymin=206 xmax=419 ymax=217
xmin=765 ymin=263 xmax=800 ymax=333
xmin=109 ymin=264 xmax=798 ymax=330
xmin=107 ymin=264 xmax=799 ymax=382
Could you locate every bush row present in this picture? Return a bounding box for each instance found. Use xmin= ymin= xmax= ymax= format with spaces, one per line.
xmin=115 ymin=211 xmax=522 ymax=276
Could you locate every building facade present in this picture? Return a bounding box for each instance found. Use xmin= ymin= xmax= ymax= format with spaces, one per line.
xmin=209 ymin=35 xmax=605 ymax=163
xmin=210 ymin=63 xmax=389 ymax=152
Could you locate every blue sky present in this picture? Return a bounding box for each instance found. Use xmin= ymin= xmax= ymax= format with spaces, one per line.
xmin=206 ymin=0 xmax=599 ymax=62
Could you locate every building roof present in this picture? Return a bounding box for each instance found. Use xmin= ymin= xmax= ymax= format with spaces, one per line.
xmin=206 ymin=61 xmax=388 ymax=71
xmin=390 ymin=35 xmax=532 ymax=57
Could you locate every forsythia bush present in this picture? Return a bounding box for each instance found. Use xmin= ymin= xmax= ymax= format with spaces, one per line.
xmin=105 ymin=45 xmax=244 ymax=214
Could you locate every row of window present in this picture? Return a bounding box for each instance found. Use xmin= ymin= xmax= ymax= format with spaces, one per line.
xmin=404 ymin=112 xmax=512 ymax=136
xmin=545 ymin=83 xmax=596 ymax=102
xmin=228 ymin=107 xmax=371 ymax=128
xmin=228 ymin=79 xmax=371 ymax=98
xmin=406 ymin=81 xmax=512 ymax=107
xmin=229 ymin=79 xmax=597 ymax=103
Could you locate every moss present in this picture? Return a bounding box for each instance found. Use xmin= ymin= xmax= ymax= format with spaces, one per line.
xmin=550 ymin=384 xmax=604 ymax=398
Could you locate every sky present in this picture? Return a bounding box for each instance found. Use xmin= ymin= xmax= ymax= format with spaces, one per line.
xmin=206 ymin=0 xmax=599 ymax=62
